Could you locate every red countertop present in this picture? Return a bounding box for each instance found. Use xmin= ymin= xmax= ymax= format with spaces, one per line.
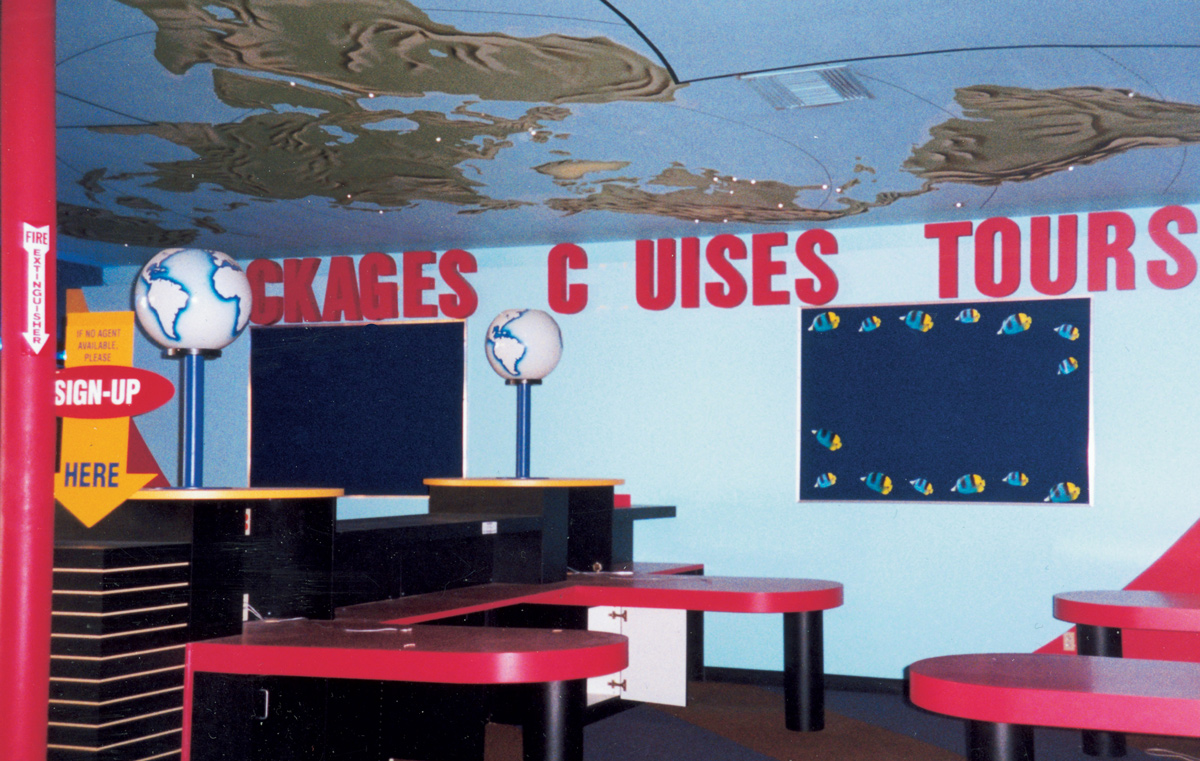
xmin=337 ymin=574 xmax=843 ymax=624
xmin=1054 ymin=590 xmax=1200 ymax=632
xmin=909 ymin=653 xmax=1200 ymax=738
xmin=187 ymin=618 xmax=628 ymax=684
xmin=538 ymin=574 xmax=844 ymax=614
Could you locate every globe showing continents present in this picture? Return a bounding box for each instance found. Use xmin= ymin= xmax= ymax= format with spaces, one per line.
xmin=484 ymin=309 xmax=563 ymax=381
xmin=133 ymin=248 xmax=253 ymax=351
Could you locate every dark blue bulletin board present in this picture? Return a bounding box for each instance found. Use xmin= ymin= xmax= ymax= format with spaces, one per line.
xmin=799 ymin=298 xmax=1090 ymax=504
xmin=249 ymin=321 xmax=465 ymax=495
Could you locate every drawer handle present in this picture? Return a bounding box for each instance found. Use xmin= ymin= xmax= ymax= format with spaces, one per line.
xmin=607 ymin=679 xmax=627 ymax=692
xmin=256 ymin=688 xmax=270 ymax=721
xmin=608 ymin=610 xmax=627 ymax=621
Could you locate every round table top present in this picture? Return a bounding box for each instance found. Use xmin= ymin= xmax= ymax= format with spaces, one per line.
xmin=551 ymin=574 xmax=845 ymax=613
xmin=908 ymin=653 xmax=1200 ymax=737
xmin=424 ymin=478 xmax=624 ymax=488
xmin=130 ymin=487 xmax=344 ymax=501
xmin=188 ymin=618 xmax=628 ymax=685
xmin=1053 ymin=590 xmax=1200 ymax=632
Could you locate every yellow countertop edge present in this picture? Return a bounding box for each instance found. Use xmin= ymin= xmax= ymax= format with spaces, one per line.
xmin=129 ymin=487 xmax=345 ymax=501
xmin=424 ymin=478 xmax=624 ymax=488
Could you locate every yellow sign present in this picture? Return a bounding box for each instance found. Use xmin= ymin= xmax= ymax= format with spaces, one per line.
xmin=55 ymin=312 xmax=159 ymax=527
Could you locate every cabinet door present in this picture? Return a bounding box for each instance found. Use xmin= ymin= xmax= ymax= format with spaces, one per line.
xmin=586 ymin=606 xmax=687 ymax=706
xmin=586 ymin=606 xmax=626 ymax=703
xmin=190 ymin=674 xmax=329 ymax=761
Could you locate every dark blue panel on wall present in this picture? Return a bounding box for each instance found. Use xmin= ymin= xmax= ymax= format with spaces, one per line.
xmin=249 ymin=321 xmax=464 ymax=495
xmin=799 ymin=298 xmax=1090 ymax=504
xmin=58 ymin=261 xmax=104 ymax=348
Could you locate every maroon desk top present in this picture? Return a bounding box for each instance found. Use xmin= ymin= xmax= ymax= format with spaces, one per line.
xmin=337 ymin=583 xmax=554 ymax=625
xmin=337 ymin=574 xmax=843 ymax=624
xmin=613 ymin=561 xmax=706 ymax=575
xmin=1054 ymin=590 xmax=1200 ymax=632
xmin=537 ymin=574 xmax=844 ymax=614
xmin=909 ymin=653 xmax=1200 ymax=738
xmin=186 ymin=618 xmax=627 ymax=684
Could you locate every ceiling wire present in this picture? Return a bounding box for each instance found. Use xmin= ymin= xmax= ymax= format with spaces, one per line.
xmin=56 ymin=30 xmax=156 ymax=67
xmin=683 ymin=44 xmax=1200 ymax=85
xmin=661 ymin=102 xmax=836 ymax=208
xmin=1087 ymin=47 xmax=1189 ymax=195
xmin=421 ymin=8 xmax=625 ymax=26
xmin=55 ymin=91 xmax=158 ymax=127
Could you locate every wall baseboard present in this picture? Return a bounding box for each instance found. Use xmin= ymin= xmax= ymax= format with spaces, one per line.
xmin=702 ymin=666 xmax=904 ymax=695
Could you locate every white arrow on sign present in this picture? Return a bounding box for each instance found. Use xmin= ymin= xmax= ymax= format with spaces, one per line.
xmin=22 ymin=223 xmax=50 ymax=354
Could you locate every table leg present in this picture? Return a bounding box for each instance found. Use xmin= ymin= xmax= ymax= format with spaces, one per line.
xmin=783 ymin=611 xmax=824 ymax=731
xmin=967 ymin=720 xmax=1034 ymax=761
xmin=181 ymin=662 xmax=194 ymax=761
xmin=1077 ymin=624 xmax=1126 ymax=758
xmin=523 ymin=679 xmax=585 ymax=761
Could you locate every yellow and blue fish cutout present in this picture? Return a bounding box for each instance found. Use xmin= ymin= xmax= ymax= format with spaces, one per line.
xmin=1058 ymin=357 xmax=1078 ymax=375
xmin=901 ymin=310 xmax=934 ymax=332
xmin=814 ymin=472 xmax=837 ymax=489
xmin=812 ymin=429 xmax=842 ymax=451
xmin=955 ymin=308 xmax=981 ymax=324
xmin=998 ymin=313 xmax=1032 ymax=335
xmin=909 ymin=478 xmax=934 ymax=495
xmin=951 ymin=474 xmax=986 ymax=494
xmin=808 ymin=311 xmax=840 ymax=332
xmin=862 ymin=472 xmax=893 ymax=495
xmin=1044 ymin=482 xmax=1081 ymax=503
xmin=859 ymin=316 xmax=881 ymax=332
xmin=1055 ymin=323 xmax=1080 ymax=341
xmin=1003 ymin=471 xmax=1029 ymax=487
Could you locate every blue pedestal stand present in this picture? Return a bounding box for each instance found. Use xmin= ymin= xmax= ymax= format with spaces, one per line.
xmin=508 ymin=379 xmax=540 ymax=479
xmin=168 ymin=348 xmax=220 ymax=488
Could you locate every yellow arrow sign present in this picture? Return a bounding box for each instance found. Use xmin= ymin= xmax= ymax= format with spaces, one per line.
xmin=56 ymin=312 xmax=157 ymax=527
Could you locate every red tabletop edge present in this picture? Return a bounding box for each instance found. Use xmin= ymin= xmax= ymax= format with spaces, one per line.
xmin=187 ymin=620 xmax=628 ymax=684
xmin=909 ymin=653 xmax=1200 ymax=738
xmin=534 ymin=575 xmax=844 ymax=613
xmin=1054 ymin=590 xmax=1200 ymax=632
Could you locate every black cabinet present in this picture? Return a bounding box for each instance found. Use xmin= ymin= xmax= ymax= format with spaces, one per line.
xmin=190 ymin=673 xmax=329 ymax=761
xmin=188 ymin=494 xmax=336 ymax=639
xmin=333 ymin=513 xmax=544 ymax=607
xmin=49 ymin=542 xmax=191 ymax=761
xmin=190 ymin=674 xmax=491 ymax=761
xmin=57 ymin=488 xmax=342 ymax=639
xmin=426 ymin=479 xmax=622 ymax=579
xmin=52 ymin=488 xmax=341 ymax=761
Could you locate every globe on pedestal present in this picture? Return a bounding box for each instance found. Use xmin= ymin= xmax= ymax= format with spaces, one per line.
xmin=133 ymin=248 xmax=252 ymax=351
xmin=484 ymin=309 xmax=563 ymax=381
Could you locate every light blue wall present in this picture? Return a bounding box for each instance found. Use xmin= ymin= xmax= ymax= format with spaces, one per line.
xmin=85 ymin=203 xmax=1200 ymax=678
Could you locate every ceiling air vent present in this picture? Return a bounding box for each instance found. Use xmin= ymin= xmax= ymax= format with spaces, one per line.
xmin=741 ymin=65 xmax=871 ymax=109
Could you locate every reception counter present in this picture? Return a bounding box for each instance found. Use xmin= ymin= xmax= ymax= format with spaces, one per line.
xmin=51 ymin=487 xmax=344 ymax=761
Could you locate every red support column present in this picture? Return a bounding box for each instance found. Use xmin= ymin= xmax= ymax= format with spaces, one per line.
xmin=1 ymin=0 xmax=58 ymax=759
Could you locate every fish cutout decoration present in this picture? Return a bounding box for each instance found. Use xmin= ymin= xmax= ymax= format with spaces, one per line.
xmin=812 ymin=429 xmax=842 ymax=451
xmin=998 ymin=313 xmax=1032 ymax=335
xmin=951 ymin=473 xmax=986 ymax=494
xmin=1055 ymin=323 xmax=1080 ymax=340
xmin=1003 ymin=471 xmax=1029 ymax=487
xmin=862 ymin=472 xmax=893 ymax=495
xmin=808 ymin=311 xmax=840 ymax=332
xmin=902 ymin=310 xmax=934 ymax=332
xmin=909 ymin=478 xmax=934 ymax=495
xmin=1045 ymin=482 xmax=1081 ymax=502
xmin=814 ymin=472 xmax=837 ymax=488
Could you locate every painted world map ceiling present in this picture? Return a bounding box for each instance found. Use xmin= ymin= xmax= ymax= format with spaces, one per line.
xmin=49 ymin=0 xmax=1200 ymax=264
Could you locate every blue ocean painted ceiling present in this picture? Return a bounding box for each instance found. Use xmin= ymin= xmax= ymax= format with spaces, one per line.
xmin=52 ymin=0 xmax=1200 ymax=265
